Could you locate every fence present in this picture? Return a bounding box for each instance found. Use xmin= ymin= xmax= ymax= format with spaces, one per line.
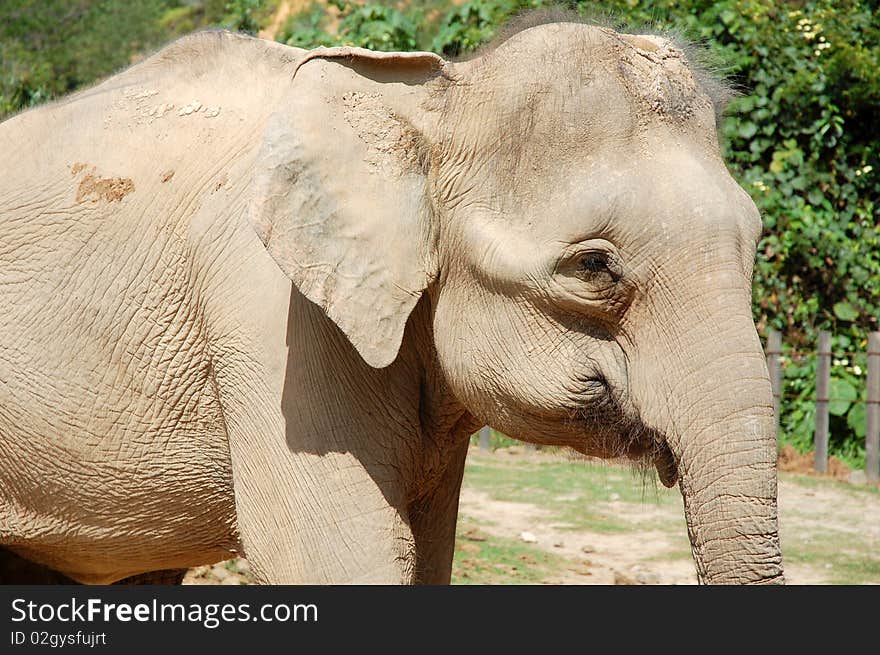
xmin=477 ymin=330 xmax=880 ymax=483
xmin=766 ymin=330 xmax=879 ymax=481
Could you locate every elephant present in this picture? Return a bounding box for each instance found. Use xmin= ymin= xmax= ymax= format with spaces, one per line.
xmin=0 ymin=14 xmax=784 ymax=585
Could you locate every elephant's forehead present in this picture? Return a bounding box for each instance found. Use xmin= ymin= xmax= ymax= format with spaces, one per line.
xmin=446 ymin=25 xmax=720 ymax=193
xmin=461 ymin=22 xmax=716 ymax=126
xmin=514 ymin=145 xmax=760 ymax=246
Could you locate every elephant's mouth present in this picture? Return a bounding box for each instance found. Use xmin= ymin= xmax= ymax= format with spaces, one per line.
xmin=567 ymin=382 xmax=679 ymax=488
xmin=623 ymin=429 xmax=679 ymax=488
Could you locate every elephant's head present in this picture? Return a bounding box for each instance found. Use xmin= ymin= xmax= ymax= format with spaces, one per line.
xmin=248 ymin=20 xmax=784 ymax=584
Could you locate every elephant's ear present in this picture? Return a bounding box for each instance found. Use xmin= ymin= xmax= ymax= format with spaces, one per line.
xmin=249 ymin=47 xmax=447 ymax=368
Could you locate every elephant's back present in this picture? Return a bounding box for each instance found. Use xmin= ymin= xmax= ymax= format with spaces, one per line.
xmin=0 ymin=29 xmax=301 ymax=419
xmin=0 ymin=31 xmax=308 ymax=581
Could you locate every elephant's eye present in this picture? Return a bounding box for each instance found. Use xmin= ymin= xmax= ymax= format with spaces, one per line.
xmin=575 ymin=250 xmax=623 ymax=287
xmin=559 ymin=241 xmax=625 ymax=293
xmin=580 ymin=252 xmax=610 ymax=274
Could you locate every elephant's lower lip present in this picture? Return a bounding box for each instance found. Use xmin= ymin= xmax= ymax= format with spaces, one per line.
xmin=653 ymin=443 xmax=679 ymax=488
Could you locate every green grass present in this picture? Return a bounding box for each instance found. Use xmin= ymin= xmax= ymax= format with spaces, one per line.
xmin=452 ymin=520 xmax=569 ymax=584
xmin=782 ymin=531 xmax=880 ymax=585
xmin=779 ymin=471 xmax=880 ymax=497
xmin=456 ymin=449 xmax=880 ymax=584
xmin=462 ymin=456 xmax=682 ymax=534
xmin=468 ymin=428 xmax=520 ymax=450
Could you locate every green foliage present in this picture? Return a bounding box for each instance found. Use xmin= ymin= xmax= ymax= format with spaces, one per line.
xmin=1 ymin=0 xmax=878 ymax=468
xmin=334 ymin=1 xmax=419 ymax=51
xmin=278 ymin=0 xmax=551 ymax=54
xmin=0 ymin=0 xmax=178 ymax=115
xmin=223 ymin=0 xmax=263 ymax=35
xmin=0 ymin=1 xmax=274 ymax=116
xmin=430 ymin=0 xmax=542 ymax=56
xmin=281 ymin=1 xmax=419 ymax=51
xmin=706 ymin=2 xmax=880 ymax=352
xmin=780 ymin=347 xmax=868 ymax=467
xmin=704 ymin=0 xmax=878 ymax=468
xmin=277 ymin=3 xmax=339 ymax=49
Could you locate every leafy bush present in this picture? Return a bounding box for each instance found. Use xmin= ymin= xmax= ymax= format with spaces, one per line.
xmin=280 ymin=1 xmax=419 ymax=51
xmin=334 ymin=1 xmax=419 ymax=51
xmin=683 ymin=0 xmax=879 ymax=468
xmin=707 ymin=2 xmax=880 ymax=350
xmin=223 ymin=0 xmax=264 ymax=35
xmin=0 ymin=0 xmax=177 ymax=115
xmin=277 ymin=2 xmax=339 ymax=49
xmin=430 ymin=0 xmax=543 ymax=56
xmin=781 ymin=350 xmax=868 ymax=466
xmin=0 ymin=0 xmax=273 ymax=115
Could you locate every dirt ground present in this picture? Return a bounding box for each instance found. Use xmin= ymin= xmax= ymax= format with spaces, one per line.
xmin=777 ymin=444 xmax=853 ymax=480
xmin=184 ymin=445 xmax=880 ymax=585
xmin=456 ymin=450 xmax=879 ymax=584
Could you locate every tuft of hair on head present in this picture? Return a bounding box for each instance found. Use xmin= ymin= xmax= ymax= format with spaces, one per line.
xmin=456 ymin=5 xmax=737 ymax=125
xmin=644 ymin=25 xmax=739 ymax=125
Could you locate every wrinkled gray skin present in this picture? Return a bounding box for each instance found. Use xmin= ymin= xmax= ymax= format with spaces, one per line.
xmin=0 ymin=21 xmax=783 ymax=584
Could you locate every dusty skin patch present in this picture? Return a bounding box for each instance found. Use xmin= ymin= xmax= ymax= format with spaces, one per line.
xmin=610 ymin=29 xmax=707 ymax=123
xmin=72 ymin=166 xmax=135 ymax=203
xmin=341 ymin=91 xmax=423 ymax=176
xmin=620 ymin=34 xmax=663 ymax=53
xmin=160 ymin=170 xmax=175 ymax=183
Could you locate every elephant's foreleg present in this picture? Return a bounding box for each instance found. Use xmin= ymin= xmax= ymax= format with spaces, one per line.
xmin=409 ymin=441 xmax=470 ymax=585
xmin=226 ymin=417 xmax=417 ymax=584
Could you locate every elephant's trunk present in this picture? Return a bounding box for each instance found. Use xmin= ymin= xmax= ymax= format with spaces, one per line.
xmin=674 ymin=362 xmax=783 ymax=584
xmin=633 ymin=300 xmax=784 ymax=584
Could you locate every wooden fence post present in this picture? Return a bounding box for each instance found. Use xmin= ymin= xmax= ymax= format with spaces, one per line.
xmin=479 ymin=425 xmax=491 ymax=452
xmin=766 ymin=330 xmax=782 ymax=432
xmin=866 ymin=333 xmax=880 ymax=482
xmin=814 ymin=331 xmax=831 ymax=474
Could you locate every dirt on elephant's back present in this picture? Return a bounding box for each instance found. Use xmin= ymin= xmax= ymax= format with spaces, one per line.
xmin=777 ymin=444 xmax=851 ymax=480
